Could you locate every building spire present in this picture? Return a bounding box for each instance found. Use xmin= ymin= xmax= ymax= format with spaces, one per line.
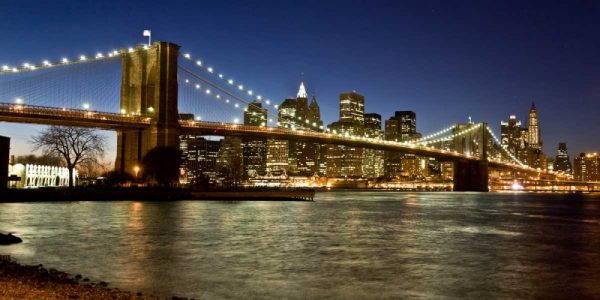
xmin=297 ymin=81 xmax=307 ymax=98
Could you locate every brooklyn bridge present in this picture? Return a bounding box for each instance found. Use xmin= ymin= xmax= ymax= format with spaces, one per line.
xmin=0 ymin=41 xmax=591 ymax=191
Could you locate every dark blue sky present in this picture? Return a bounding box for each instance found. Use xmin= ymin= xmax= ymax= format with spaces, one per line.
xmin=1 ymin=0 xmax=599 ymax=159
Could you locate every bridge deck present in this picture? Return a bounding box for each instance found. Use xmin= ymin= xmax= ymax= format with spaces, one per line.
xmin=0 ymin=103 xmax=554 ymax=177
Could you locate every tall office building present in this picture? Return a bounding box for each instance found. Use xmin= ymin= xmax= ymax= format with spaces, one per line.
xmin=362 ymin=113 xmax=384 ymax=178
xmin=384 ymin=111 xmax=418 ymax=178
xmin=267 ymin=98 xmax=295 ymax=173
xmin=500 ymin=115 xmax=522 ymax=157
xmin=339 ymin=91 xmax=365 ymax=125
xmin=179 ymin=114 xmax=221 ymax=184
xmin=180 ymin=135 xmax=221 ymax=184
xmin=296 ymin=88 xmax=322 ymax=176
xmin=216 ymin=136 xmax=243 ymax=184
xmin=528 ymin=102 xmax=542 ymax=150
xmin=242 ymin=102 xmax=268 ymax=177
xmin=326 ymin=91 xmax=365 ymax=178
xmin=554 ymin=143 xmax=572 ymax=174
xmin=517 ymin=128 xmax=529 ymax=163
xmin=526 ymin=102 xmax=545 ymax=169
xmin=574 ymin=152 xmax=600 ymax=181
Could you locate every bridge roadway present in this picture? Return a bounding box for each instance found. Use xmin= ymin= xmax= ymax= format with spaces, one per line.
xmin=0 ymin=103 xmax=150 ymax=129
xmin=0 ymin=103 xmax=546 ymax=175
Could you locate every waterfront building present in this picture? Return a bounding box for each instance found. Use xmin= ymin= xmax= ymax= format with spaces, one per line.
xmin=180 ymin=135 xmax=221 ymax=184
xmin=269 ymin=83 xmax=323 ymax=176
xmin=8 ymin=163 xmax=77 ymax=188
xmin=384 ymin=111 xmax=419 ymax=178
xmin=528 ymin=102 xmax=542 ymax=150
xmin=216 ymin=136 xmax=243 ymax=184
xmin=297 ymin=90 xmax=323 ymax=176
xmin=242 ymin=102 xmax=268 ymax=177
xmin=526 ymin=102 xmax=546 ymax=169
xmin=574 ymin=152 xmax=600 ymax=181
xmin=267 ymin=98 xmax=297 ymax=173
xmin=362 ymin=113 xmax=384 ymax=178
xmin=500 ymin=115 xmax=522 ymax=157
xmin=339 ymin=91 xmax=365 ymax=125
xmin=517 ymin=128 xmax=529 ymax=163
xmin=325 ymin=91 xmax=365 ymax=178
xmin=554 ymin=143 xmax=572 ymax=174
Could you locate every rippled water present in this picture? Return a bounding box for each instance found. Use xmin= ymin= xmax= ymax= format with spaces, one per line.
xmin=1 ymin=192 xmax=600 ymax=299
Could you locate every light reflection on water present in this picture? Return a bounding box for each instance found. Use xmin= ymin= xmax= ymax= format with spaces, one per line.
xmin=1 ymin=192 xmax=600 ymax=299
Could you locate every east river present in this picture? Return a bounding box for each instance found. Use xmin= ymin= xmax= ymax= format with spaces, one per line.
xmin=1 ymin=191 xmax=599 ymax=299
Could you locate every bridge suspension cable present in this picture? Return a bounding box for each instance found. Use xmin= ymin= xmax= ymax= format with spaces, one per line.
xmin=179 ymin=50 xmax=325 ymax=131
xmin=416 ymin=123 xmax=482 ymax=146
xmin=0 ymin=47 xmax=141 ymax=75
xmin=178 ymin=65 xmax=322 ymax=131
xmin=485 ymin=125 xmax=526 ymax=167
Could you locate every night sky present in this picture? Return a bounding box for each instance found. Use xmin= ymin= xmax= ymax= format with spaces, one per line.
xmin=1 ymin=0 xmax=599 ymax=160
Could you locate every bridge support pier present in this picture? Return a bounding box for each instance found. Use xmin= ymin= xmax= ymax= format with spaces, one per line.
xmin=115 ymin=41 xmax=181 ymax=175
xmin=453 ymin=159 xmax=489 ymax=192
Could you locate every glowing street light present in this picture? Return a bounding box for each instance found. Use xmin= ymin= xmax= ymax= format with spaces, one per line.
xmin=134 ymin=166 xmax=140 ymax=179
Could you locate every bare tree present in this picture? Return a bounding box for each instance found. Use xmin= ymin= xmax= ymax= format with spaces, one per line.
xmin=31 ymin=126 xmax=106 ymax=188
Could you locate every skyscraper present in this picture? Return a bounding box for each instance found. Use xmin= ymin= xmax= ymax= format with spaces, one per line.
xmin=362 ymin=113 xmax=384 ymax=178
xmin=339 ymin=91 xmax=365 ymax=125
xmin=554 ymin=143 xmax=572 ymax=174
xmin=180 ymin=135 xmax=221 ymax=184
xmin=528 ymin=102 xmax=542 ymax=150
xmin=296 ymin=88 xmax=322 ymax=176
xmin=384 ymin=111 xmax=418 ymax=178
xmin=242 ymin=102 xmax=268 ymax=177
xmin=526 ymin=102 xmax=546 ymax=169
xmin=267 ymin=98 xmax=295 ymax=173
xmin=216 ymin=136 xmax=243 ymax=185
xmin=326 ymin=91 xmax=365 ymax=178
xmin=574 ymin=152 xmax=600 ymax=181
xmin=500 ymin=115 xmax=522 ymax=157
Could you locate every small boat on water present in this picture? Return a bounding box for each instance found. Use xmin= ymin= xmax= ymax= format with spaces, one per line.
xmin=0 ymin=233 xmax=22 ymax=245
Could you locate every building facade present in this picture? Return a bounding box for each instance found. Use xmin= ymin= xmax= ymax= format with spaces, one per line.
xmin=326 ymin=91 xmax=365 ymax=178
xmin=384 ymin=111 xmax=419 ymax=178
xmin=574 ymin=152 xmax=600 ymax=181
xmin=554 ymin=142 xmax=572 ymax=174
xmin=180 ymin=135 xmax=221 ymax=184
xmin=8 ymin=164 xmax=77 ymax=188
xmin=501 ymin=115 xmax=522 ymax=157
xmin=362 ymin=113 xmax=384 ymax=178
xmin=242 ymin=102 xmax=268 ymax=177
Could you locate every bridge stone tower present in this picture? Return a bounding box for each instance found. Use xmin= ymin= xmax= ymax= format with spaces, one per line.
xmin=115 ymin=42 xmax=181 ymax=175
xmin=452 ymin=122 xmax=489 ymax=192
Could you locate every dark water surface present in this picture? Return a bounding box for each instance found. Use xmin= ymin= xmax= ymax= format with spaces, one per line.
xmin=1 ymin=192 xmax=599 ymax=299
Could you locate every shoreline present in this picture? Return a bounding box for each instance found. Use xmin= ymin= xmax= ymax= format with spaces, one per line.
xmin=0 ymin=187 xmax=315 ymax=202
xmin=0 ymin=257 xmax=178 ymax=299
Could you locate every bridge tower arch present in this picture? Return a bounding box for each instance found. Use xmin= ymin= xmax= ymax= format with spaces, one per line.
xmin=115 ymin=42 xmax=180 ymax=175
xmin=452 ymin=122 xmax=489 ymax=192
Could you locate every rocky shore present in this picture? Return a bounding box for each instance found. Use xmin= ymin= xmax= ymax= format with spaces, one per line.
xmin=0 ymin=258 xmax=191 ymax=299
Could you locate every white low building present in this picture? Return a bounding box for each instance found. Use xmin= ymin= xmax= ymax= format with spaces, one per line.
xmin=8 ymin=163 xmax=77 ymax=188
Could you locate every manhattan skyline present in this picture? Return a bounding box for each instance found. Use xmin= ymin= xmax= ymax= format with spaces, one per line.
xmin=1 ymin=0 xmax=599 ymax=158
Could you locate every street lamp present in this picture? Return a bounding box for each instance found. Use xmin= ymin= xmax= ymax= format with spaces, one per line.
xmin=134 ymin=166 xmax=140 ymax=179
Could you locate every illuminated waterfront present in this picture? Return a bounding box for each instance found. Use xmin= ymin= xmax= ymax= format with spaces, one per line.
xmin=1 ymin=192 xmax=599 ymax=299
